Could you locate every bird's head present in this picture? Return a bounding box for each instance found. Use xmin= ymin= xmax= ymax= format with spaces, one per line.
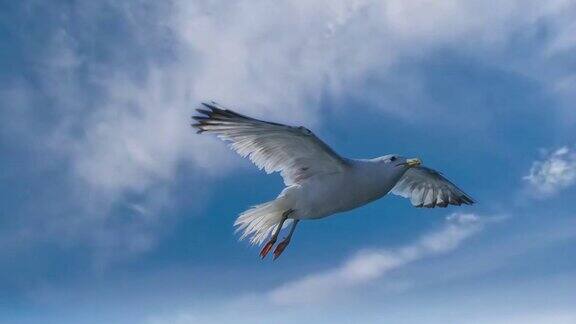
xmin=373 ymin=154 xmax=420 ymax=183
xmin=379 ymin=154 xmax=422 ymax=170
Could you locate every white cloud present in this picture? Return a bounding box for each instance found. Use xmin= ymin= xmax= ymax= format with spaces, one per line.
xmin=269 ymin=213 xmax=483 ymax=305
xmin=49 ymin=0 xmax=576 ymax=202
xmin=524 ymin=146 xmax=576 ymax=196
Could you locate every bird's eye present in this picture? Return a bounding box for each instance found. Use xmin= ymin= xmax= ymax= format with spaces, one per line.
xmin=390 ymin=156 xmax=397 ymax=162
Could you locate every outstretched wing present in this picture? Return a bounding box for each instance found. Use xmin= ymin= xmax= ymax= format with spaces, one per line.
xmin=391 ymin=166 xmax=475 ymax=208
xmin=192 ymin=102 xmax=349 ymax=185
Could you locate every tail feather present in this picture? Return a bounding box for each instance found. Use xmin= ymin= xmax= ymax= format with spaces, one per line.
xmin=234 ymin=200 xmax=291 ymax=245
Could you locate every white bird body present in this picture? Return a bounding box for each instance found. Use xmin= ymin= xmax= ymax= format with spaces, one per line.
xmin=282 ymin=158 xmax=406 ymax=220
xmin=193 ymin=102 xmax=474 ymax=258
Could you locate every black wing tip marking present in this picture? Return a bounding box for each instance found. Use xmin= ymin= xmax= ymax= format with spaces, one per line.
xmin=413 ymin=192 xmax=475 ymax=209
xmin=191 ymin=101 xmax=294 ymax=134
xmin=461 ymin=194 xmax=475 ymax=205
xmin=200 ymin=102 xmax=255 ymax=120
xmin=409 ymin=168 xmax=476 ymax=208
xmin=192 ymin=102 xmax=248 ymax=133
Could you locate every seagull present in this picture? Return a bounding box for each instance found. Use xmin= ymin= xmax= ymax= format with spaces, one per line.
xmin=192 ymin=102 xmax=474 ymax=260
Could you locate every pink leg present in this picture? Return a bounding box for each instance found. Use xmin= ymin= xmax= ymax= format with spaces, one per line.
xmin=259 ymin=240 xmax=275 ymax=259
xmin=273 ymin=220 xmax=299 ymax=260
xmin=259 ymin=210 xmax=293 ymax=259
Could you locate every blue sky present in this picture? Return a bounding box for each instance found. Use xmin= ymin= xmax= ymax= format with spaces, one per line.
xmin=1 ymin=1 xmax=576 ymax=323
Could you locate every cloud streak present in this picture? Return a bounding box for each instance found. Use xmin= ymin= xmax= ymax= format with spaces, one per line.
xmin=269 ymin=213 xmax=483 ymax=305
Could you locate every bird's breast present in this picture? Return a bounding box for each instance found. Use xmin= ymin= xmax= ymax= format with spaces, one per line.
xmin=290 ymin=168 xmax=397 ymax=219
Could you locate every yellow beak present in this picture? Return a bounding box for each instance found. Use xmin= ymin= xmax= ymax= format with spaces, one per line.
xmin=406 ymin=158 xmax=422 ymax=168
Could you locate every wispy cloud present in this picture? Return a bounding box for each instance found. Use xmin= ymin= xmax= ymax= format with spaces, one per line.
xmin=524 ymin=146 xmax=576 ymax=197
xmin=269 ymin=213 xmax=483 ymax=305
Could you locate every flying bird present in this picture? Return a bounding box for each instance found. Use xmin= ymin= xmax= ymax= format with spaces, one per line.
xmin=192 ymin=102 xmax=474 ymax=260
